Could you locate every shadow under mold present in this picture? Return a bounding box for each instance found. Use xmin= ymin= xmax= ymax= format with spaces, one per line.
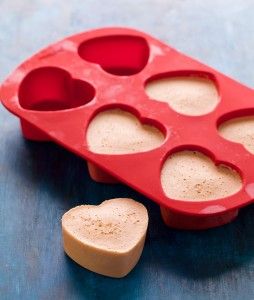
xmin=7 ymin=137 xmax=254 ymax=284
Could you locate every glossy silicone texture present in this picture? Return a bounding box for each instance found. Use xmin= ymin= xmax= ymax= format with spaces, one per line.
xmin=1 ymin=27 xmax=254 ymax=230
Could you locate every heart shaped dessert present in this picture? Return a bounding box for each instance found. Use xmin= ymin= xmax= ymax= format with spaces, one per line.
xmin=161 ymin=150 xmax=242 ymax=201
xmin=62 ymin=198 xmax=148 ymax=278
xmin=87 ymin=108 xmax=164 ymax=154
xmin=145 ymin=76 xmax=219 ymax=116
xmin=219 ymin=116 xmax=254 ymax=154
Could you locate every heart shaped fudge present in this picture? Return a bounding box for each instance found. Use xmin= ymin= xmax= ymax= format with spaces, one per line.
xmin=161 ymin=150 xmax=242 ymax=201
xmin=87 ymin=108 xmax=164 ymax=154
xmin=62 ymin=198 xmax=148 ymax=278
xmin=219 ymin=116 xmax=254 ymax=154
xmin=145 ymin=76 xmax=219 ymax=116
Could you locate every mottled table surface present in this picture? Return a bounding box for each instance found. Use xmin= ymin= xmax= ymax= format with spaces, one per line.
xmin=1 ymin=1 xmax=254 ymax=299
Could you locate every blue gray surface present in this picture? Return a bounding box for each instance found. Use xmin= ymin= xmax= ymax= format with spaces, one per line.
xmin=1 ymin=1 xmax=254 ymax=299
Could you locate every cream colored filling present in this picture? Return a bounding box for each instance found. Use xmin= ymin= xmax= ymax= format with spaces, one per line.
xmin=87 ymin=108 xmax=164 ymax=154
xmin=145 ymin=76 xmax=219 ymax=116
xmin=219 ymin=116 xmax=254 ymax=154
xmin=161 ymin=150 xmax=242 ymax=201
xmin=62 ymin=198 xmax=148 ymax=278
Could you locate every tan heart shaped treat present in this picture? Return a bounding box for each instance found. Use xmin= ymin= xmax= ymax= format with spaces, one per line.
xmin=62 ymin=198 xmax=148 ymax=278
xmin=145 ymin=76 xmax=219 ymax=116
xmin=161 ymin=150 xmax=242 ymax=201
xmin=87 ymin=108 xmax=164 ymax=154
xmin=219 ymin=116 xmax=254 ymax=154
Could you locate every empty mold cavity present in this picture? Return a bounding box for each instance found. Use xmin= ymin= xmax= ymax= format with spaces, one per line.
xmin=145 ymin=74 xmax=219 ymax=116
xmin=161 ymin=150 xmax=242 ymax=201
xmin=219 ymin=116 xmax=254 ymax=154
xmin=78 ymin=35 xmax=149 ymax=76
xmin=86 ymin=108 xmax=164 ymax=154
xmin=19 ymin=67 xmax=95 ymax=111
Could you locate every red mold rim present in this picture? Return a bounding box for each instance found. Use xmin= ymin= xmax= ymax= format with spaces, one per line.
xmin=217 ymin=108 xmax=254 ymax=126
xmin=145 ymin=70 xmax=220 ymax=92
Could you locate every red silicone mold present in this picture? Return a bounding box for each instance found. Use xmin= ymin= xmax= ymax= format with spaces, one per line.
xmin=1 ymin=27 xmax=254 ymax=230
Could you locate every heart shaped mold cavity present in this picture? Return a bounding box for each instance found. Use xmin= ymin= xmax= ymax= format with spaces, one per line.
xmin=19 ymin=67 xmax=95 ymax=111
xmin=62 ymin=198 xmax=148 ymax=278
xmin=86 ymin=108 xmax=165 ymax=154
xmin=145 ymin=75 xmax=219 ymax=116
xmin=219 ymin=116 xmax=254 ymax=154
xmin=161 ymin=150 xmax=242 ymax=201
xmin=78 ymin=35 xmax=149 ymax=76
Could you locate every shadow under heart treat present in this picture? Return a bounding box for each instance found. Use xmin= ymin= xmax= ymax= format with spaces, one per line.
xmin=62 ymin=198 xmax=148 ymax=278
